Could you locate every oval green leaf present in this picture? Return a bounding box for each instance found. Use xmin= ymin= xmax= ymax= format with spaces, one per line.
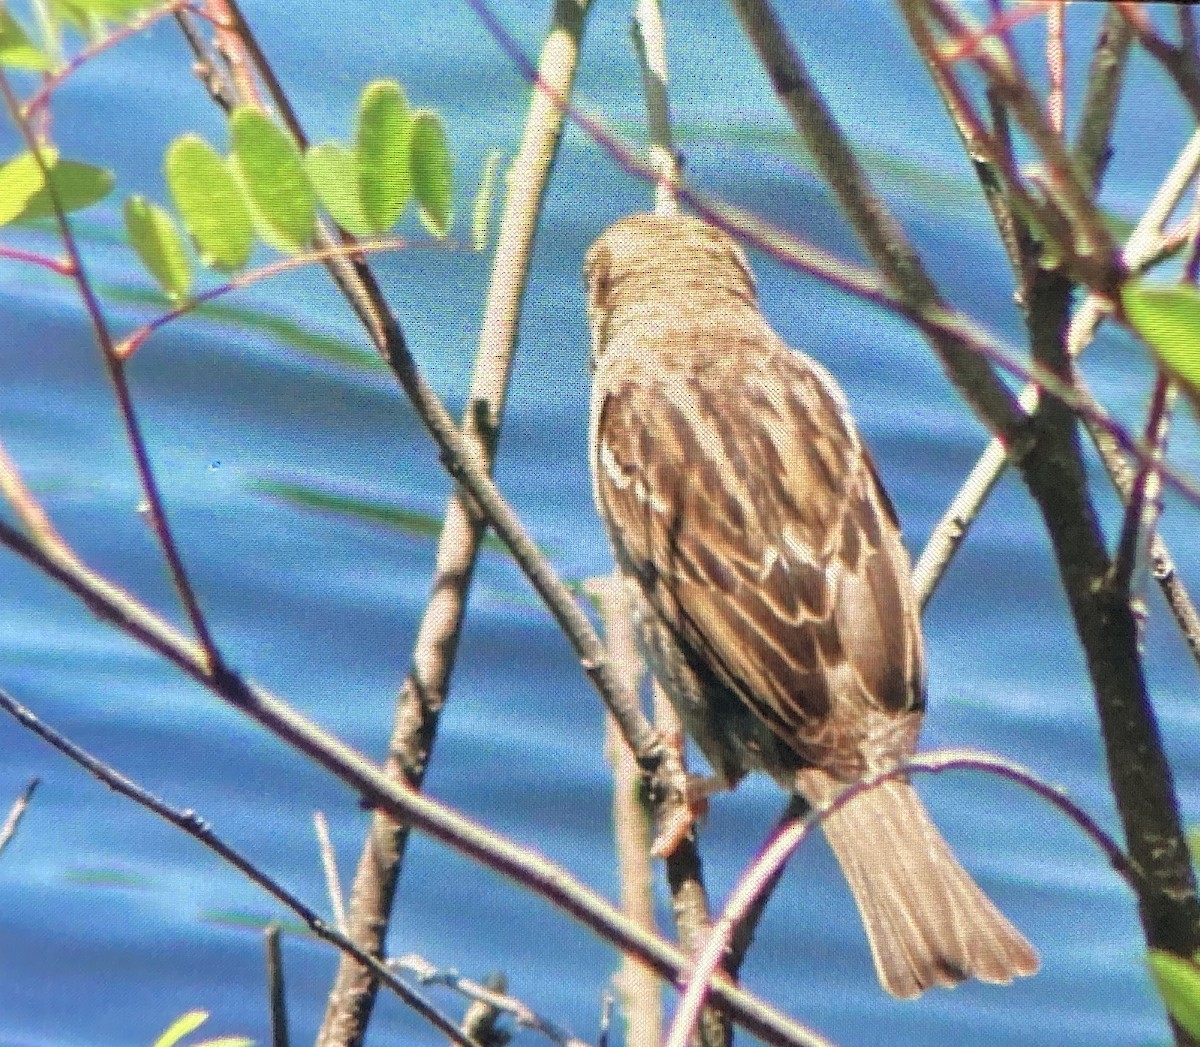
xmin=0 ymin=11 xmax=51 ymax=69
xmin=229 ymin=107 xmax=314 ymax=254
xmin=1149 ymin=950 xmax=1200 ymax=1038
xmin=124 ymin=196 xmax=191 ymax=302
xmin=356 ymin=79 xmax=411 ymax=233
xmin=410 ymin=110 xmax=452 ymax=237
xmin=1122 ymin=282 xmax=1200 ymax=409
xmin=166 ymin=134 xmax=253 ymax=272
xmin=306 ymin=141 xmax=372 ymax=237
xmin=0 ymin=150 xmax=53 ymax=226
xmin=152 ymin=1010 xmax=208 ymax=1047
xmin=14 ymin=158 xmax=114 ymax=222
xmin=68 ymin=0 xmax=159 ymax=19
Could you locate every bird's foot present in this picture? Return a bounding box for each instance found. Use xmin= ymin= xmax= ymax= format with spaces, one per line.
xmin=649 ymin=736 xmax=728 ymax=856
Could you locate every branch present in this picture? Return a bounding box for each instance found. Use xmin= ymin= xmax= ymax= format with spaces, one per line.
xmin=396 ymin=954 xmax=591 ymax=1047
xmin=0 ymin=686 xmax=482 ymax=1047
xmin=173 ymin=0 xmax=662 ymax=787
xmin=0 ymin=517 xmax=834 ymax=1047
xmin=664 ymin=748 xmax=1135 ymax=1047
xmin=0 ymin=69 xmax=222 ymax=675
xmin=0 ymin=777 xmax=39 ymax=858
xmin=727 ymin=0 xmax=1027 ymax=443
xmin=913 ymin=126 xmax=1200 ymax=609
xmin=312 ymin=4 xmax=604 ymax=1044
xmin=264 ymin=923 xmax=290 ymax=1047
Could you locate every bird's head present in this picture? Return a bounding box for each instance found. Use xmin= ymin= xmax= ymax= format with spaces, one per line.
xmin=583 ymin=213 xmax=757 ymax=364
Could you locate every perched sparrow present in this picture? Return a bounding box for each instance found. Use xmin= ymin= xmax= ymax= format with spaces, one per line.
xmin=584 ymin=213 xmax=1038 ymax=999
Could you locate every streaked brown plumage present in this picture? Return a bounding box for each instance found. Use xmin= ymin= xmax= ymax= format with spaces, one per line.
xmin=584 ymin=213 xmax=1037 ymax=999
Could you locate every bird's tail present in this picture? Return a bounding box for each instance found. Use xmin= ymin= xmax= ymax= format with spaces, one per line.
xmin=800 ymin=771 xmax=1039 ymax=999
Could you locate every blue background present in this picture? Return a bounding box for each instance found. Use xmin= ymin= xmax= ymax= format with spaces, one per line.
xmin=2 ymin=2 xmax=1199 ymax=1045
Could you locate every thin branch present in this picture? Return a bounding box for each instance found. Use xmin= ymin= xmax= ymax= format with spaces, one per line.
xmin=0 ymin=244 xmax=74 ymax=276
xmin=727 ymin=0 xmax=1027 ymax=443
xmin=0 ymin=521 xmax=833 ymax=1047
xmin=313 ymin=811 xmax=347 ymax=935
xmin=1072 ymin=4 xmax=1135 ymax=193
xmin=914 ymin=126 xmax=1200 ymax=608
xmin=173 ymin=0 xmax=662 ymax=788
xmin=0 ymin=686 xmax=482 ymax=1047
xmin=1110 ymin=374 xmax=1173 ymax=604
xmin=396 ymin=954 xmax=590 ymax=1047
xmin=1118 ymin=3 xmax=1200 ymax=119
xmin=587 ymin=575 xmax=662 ymax=1047
xmin=22 ymin=0 xmax=200 ymax=116
xmin=0 ymin=777 xmax=39 ymax=858
xmin=632 ymin=0 xmax=679 ymax=216
xmin=315 ymin=4 xmax=603 ymax=1045
xmin=0 ymin=69 xmax=222 ymax=676
xmin=1047 ymin=1 xmax=1065 ymax=136
xmin=664 ymin=748 xmax=1136 ymax=1047
xmin=265 ymin=923 xmax=290 ymax=1047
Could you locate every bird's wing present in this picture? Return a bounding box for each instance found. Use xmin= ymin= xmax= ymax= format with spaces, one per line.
xmin=593 ymin=326 xmax=924 ymax=772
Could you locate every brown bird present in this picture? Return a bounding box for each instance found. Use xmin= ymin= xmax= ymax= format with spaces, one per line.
xmin=584 ymin=212 xmax=1038 ymax=999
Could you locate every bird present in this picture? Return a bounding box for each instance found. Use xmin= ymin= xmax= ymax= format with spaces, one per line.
xmin=584 ymin=212 xmax=1038 ymax=999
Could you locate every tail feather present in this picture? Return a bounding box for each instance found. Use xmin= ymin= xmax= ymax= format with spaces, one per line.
xmin=800 ymin=772 xmax=1038 ymax=999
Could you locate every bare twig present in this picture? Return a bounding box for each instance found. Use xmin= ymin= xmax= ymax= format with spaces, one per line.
xmin=587 ymin=575 xmax=662 ymax=1047
xmin=265 ymin=923 xmax=290 ymax=1047
xmin=0 ymin=520 xmax=833 ymax=1047
xmin=1118 ymin=3 xmax=1200 ymax=119
xmin=397 ymin=954 xmax=590 ymax=1047
xmin=0 ymin=777 xmax=39 ymax=858
xmin=632 ymin=0 xmax=679 ymax=216
xmin=664 ymin=748 xmax=1135 ymax=1047
xmin=1110 ymin=374 xmax=1173 ymax=609
xmin=314 ymin=4 xmax=607 ymax=1045
xmin=0 ymin=70 xmax=223 ymax=676
xmin=0 ymin=686 xmax=482 ymax=1047
xmin=1047 ymin=1 xmax=1065 ymax=136
xmin=914 ymin=126 xmax=1200 ymax=609
xmin=313 ymin=811 xmax=348 ymax=935
xmin=728 ymin=0 xmax=1026 ymax=443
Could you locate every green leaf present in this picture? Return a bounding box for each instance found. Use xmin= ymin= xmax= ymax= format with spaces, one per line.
xmin=1122 ymin=282 xmax=1200 ymax=409
xmin=306 ymin=142 xmax=372 ymax=237
xmin=15 ymin=158 xmax=114 ymax=221
xmin=124 ymin=196 xmax=192 ymax=301
xmin=356 ymin=79 xmax=411 ymax=233
xmin=409 ymin=110 xmax=452 ymax=237
xmin=0 ymin=11 xmax=51 ymax=69
xmin=0 ymin=150 xmax=53 ymax=226
xmin=471 ymin=149 xmax=502 ymax=252
xmin=67 ymin=0 xmax=159 ymax=19
xmin=229 ymin=107 xmax=314 ymax=254
xmin=165 ymin=134 xmax=253 ymax=272
xmin=152 ymin=1010 xmax=208 ymax=1047
xmin=1149 ymin=950 xmax=1200 ymax=1038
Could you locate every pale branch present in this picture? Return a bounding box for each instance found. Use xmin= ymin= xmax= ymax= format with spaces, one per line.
xmin=312 ymin=811 xmax=348 ymax=934
xmin=587 ymin=575 xmax=663 ymax=1047
xmin=173 ymin=0 xmax=662 ymax=788
xmin=632 ymin=0 xmax=679 ymax=216
xmin=396 ymin=954 xmax=590 ymax=1047
xmin=0 ymin=777 xmax=39 ymax=859
xmin=0 ymin=686 xmax=482 ymax=1047
xmin=314 ymin=4 xmax=601 ymax=1044
xmin=0 ymin=517 xmax=833 ymax=1047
